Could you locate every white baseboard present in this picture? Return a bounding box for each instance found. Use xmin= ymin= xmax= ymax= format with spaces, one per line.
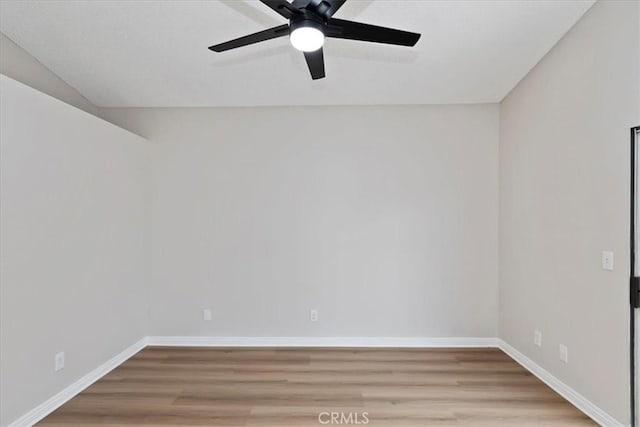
xmin=8 ymin=337 xmax=148 ymax=427
xmin=146 ymin=336 xmax=499 ymax=348
xmin=497 ymin=339 xmax=624 ymax=427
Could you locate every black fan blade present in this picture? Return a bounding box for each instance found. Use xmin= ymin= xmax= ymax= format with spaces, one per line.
xmin=209 ymin=25 xmax=289 ymax=52
xmin=305 ymin=0 xmax=346 ymax=18
xmin=304 ymin=48 xmax=325 ymax=80
xmin=326 ymin=18 xmax=420 ymax=46
xmin=259 ymin=0 xmax=301 ymax=19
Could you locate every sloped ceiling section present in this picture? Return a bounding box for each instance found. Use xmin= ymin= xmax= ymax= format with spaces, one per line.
xmin=0 ymin=0 xmax=594 ymax=107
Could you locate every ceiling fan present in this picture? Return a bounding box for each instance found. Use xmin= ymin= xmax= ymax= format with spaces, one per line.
xmin=208 ymin=0 xmax=421 ymax=80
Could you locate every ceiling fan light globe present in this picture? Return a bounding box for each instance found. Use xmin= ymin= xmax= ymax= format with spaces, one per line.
xmin=290 ymin=27 xmax=324 ymax=52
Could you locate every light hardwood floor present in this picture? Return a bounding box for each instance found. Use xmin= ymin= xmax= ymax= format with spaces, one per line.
xmin=38 ymin=347 xmax=595 ymax=426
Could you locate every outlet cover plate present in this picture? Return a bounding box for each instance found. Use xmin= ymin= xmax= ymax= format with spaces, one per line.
xmin=602 ymin=251 xmax=614 ymax=271
xmin=54 ymin=352 xmax=65 ymax=371
xmin=559 ymin=344 xmax=569 ymax=363
xmin=534 ymin=330 xmax=542 ymax=347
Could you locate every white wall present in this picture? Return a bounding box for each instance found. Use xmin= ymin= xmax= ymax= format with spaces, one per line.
xmin=0 ymin=32 xmax=98 ymax=116
xmin=499 ymin=0 xmax=639 ymax=424
xmin=100 ymin=104 xmax=499 ymax=338
xmin=0 ymin=75 xmax=150 ymax=426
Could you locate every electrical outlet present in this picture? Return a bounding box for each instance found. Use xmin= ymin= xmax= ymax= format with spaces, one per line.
xmin=203 ymin=309 xmax=212 ymax=321
xmin=559 ymin=344 xmax=569 ymax=363
xmin=601 ymin=251 xmax=614 ymax=271
xmin=54 ymin=352 xmax=65 ymax=371
xmin=534 ymin=330 xmax=542 ymax=347
xmin=310 ymin=309 xmax=318 ymax=322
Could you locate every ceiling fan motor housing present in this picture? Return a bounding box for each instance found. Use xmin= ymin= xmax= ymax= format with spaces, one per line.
xmin=289 ymin=14 xmax=326 ymax=35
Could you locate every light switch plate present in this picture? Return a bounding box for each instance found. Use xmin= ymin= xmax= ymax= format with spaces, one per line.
xmin=602 ymin=251 xmax=614 ymax=271
xmin=203 ymin=309 xmax=212 ymax=321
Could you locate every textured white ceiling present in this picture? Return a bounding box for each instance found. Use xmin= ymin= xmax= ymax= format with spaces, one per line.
xmin=0 ymin=0 xmax=594 ymax=107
